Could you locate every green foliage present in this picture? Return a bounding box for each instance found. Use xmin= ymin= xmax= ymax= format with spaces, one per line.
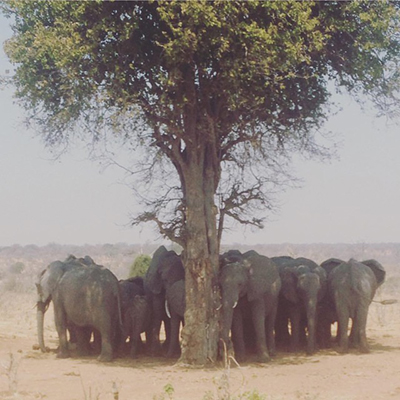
xmin=2 ymin=1 xmax=400 ymax=238
xmin=153 ymin=384 xmax=175 ymax=400
xmin=128 ymin=254 xmax=151 ymax=278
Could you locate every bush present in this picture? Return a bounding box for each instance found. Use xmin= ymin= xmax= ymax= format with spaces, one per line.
xmin=128 ymin=254 xmax=151 ymax=278
xmin=8 ymin=262 xmax=25 ymax=275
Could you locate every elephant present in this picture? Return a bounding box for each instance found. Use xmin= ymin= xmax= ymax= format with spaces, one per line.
xmin=273 ymin=256 xmax=327 ymax=355
xmin=118 ymin=276 xmax=150 ymax=357
xmin=36 ymin=255 xmax=97 ymax=353
xmin=219 ymin=250 xmax=281 ymax=363
xmin=144 ymin=245 xmax=185 ymax=356
xmin=320 ymin=258 xmax=386 ymax=353
xmin=36 ymin=255 xmax=121 ymax=362
xmin=121 ymin=294 xmax=152 ymax=358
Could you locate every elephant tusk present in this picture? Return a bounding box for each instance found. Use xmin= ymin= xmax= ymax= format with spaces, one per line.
xmin=165 ymin=300 xmax=171 ymax=319
xmin=233 ymin=301 xmax=238 ymax=309
xmin=216 ymin=304 xmax=222 ymax=311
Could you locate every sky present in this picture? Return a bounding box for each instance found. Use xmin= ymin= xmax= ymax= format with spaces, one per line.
xmin=1 ymin=16 xmax=400 ymax=247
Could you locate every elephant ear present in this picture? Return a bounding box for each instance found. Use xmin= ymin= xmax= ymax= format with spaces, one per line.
xmin=220 ymin=250 xmax=243 ymax=267
xmin=281 ymin=267 xmax=299 ymax=304
xmin=145 ymin=246 xmax=168 ymax=295
xmin=37 ymin=260 xmax=66 ymax=302
xmin=362 ymin=259 xmax=386 ymax=286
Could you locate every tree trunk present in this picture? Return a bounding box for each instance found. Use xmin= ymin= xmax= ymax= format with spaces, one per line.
xmin=179 ymin=157 xmax=220 ymax=365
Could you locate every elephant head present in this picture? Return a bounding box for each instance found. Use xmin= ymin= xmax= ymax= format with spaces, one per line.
xmin=218 ymin=257 xmax=251 ymax=351
xmin=145 ymin=246 xmax=184 ymax=294
xmin=36 ymin=260 xmax=71 ymax=352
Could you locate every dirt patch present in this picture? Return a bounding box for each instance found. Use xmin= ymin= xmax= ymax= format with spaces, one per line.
xmin=0 ymin=292 xmax=399 ymax=400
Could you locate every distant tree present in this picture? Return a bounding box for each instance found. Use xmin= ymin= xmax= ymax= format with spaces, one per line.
xmin=8 ymin=262 xmax=25 ymax=275
xmin=129 ymin=254 xmax=151 ymax=278
xmin=2 ymin=1 xmax=400 ymax=364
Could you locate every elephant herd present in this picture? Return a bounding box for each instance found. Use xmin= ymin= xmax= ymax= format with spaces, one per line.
xmin=35 ymin=247 xmax=386 ymax=363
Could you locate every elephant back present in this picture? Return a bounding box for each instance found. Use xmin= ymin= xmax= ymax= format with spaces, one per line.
xmin=291 ymin=257 xmax=319 ymax=270
xmin=271 ymin=256 xmax=294 ymax=269
xmin=320 ymin=258 xmax=344 ymax=277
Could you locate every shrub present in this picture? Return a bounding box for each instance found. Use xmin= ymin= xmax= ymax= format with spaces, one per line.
xmin=128 ymin=254 xmax=151 ymax=278
xmin=8 ymin=262 xmax=25 ymax=275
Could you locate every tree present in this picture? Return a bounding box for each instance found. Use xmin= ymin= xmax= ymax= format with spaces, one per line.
xmin=129 ymin=254 xmax=151 ymax=278
xmin=2 ymin=0 xmax=400 ymax=365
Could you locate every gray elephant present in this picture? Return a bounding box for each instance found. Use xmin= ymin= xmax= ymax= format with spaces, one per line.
xmin=118 ymin=276 xmax=150 ymax=357
xmin=219 ymin=250 xmax=281 ymax=363
xmin=121 ymin=294 xmax=151 ymax=358
xmin=36 ymin=255 xmax=121 ymax=362
xmin=144 ymin=246 xmax=185 ymax=356
xmin=320 ymin=258 xmax=385 ymax=353
xmin=273 ymin=256 xmax=327 ymax=355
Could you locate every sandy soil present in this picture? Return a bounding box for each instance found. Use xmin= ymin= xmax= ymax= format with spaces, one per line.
xmin=0 ymin=291 xmax=399 ymax=400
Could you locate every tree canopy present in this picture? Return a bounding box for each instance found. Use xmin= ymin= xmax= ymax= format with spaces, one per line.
xmin=3 ymin=0 xmax=400 ymax=364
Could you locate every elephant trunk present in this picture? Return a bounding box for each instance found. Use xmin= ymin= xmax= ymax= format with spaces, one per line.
xmin=305 ymin=298 xmax=317 ymax=355
xmin=220 ymin=297 xmax=236 ymax=353
xmin=37 ymin=302 xmax=47 ymax=352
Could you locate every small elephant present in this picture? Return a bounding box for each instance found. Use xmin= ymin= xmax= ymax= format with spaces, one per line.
xmin=144 ymin=246 xmax=185 ymax=356
xmin=273 ymin=256 xmax=327 ymax=355
xmin=121 ymin=295 xmax=152 ymax=358
xmin=219 ymin=250 xmax=281 ymax=363
xmin=321 ymin=258 xmax=385 ymax=353
xmin=118 ymin=276 xmax=149 ymax=357
xmin=36 ymin=255 xmax=121 ymax=362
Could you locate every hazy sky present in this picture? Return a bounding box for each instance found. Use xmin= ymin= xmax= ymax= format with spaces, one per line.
xmin=1 ymin=16 xmax=400 ymax=247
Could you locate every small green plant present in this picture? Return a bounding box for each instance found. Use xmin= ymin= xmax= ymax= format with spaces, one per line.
xmin=153 ymin=383 xmax=175 ymax=400
xmin=239 ymin=390 xmax=267 ymax=400
xmin=129 ymin=254 xmax=151 ymax=278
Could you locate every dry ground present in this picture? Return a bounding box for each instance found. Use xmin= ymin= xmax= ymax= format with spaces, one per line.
xmin=0 ymin=291 xmax=400 ymax=400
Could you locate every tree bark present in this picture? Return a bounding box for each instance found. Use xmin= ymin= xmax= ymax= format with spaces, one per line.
xmin=179 ymin=156 xmax=220 ymax=365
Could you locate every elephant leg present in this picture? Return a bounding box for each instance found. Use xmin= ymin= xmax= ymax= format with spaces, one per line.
xmin=251 ymin=301 xmax=270 ymax=363
xmin=275 ymin=306 xmax=290 ymax=350
xmin=354 ymin=307 xmax=369 ymax=353
xmin=96 ymin=315 xmax=113 ymax=362
xmin=166 ymin=314 xmax=181 ymax=358
xmin=231 ymin=308 xmax=245 ymax=362
xmin=289 ymin=307 xmax=301 ymax=352
xmin=336 ymin=308 xmax=350 ymax=353
xmin=75 ymin=326 xmax=92 ymax=356
xmin=149 ymin=296 xmax=164 ymax=355
xmin=129 ymin=325 xmax=141 ymax=358
xmin=265 ymin=301 xmax=278 ymax=357
xmin=53 ymin=303 xmax=69 ymax=359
